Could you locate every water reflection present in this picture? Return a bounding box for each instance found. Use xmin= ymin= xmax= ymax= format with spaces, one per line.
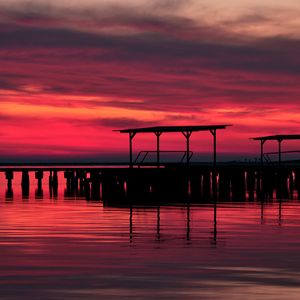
xmin=127 ymin=202 xmax=218 ymax=244
xmin=1 ymin=176 xmax=288 ymax=246
xmin=35 ymin=187 xmax=43 ymax=199
xmin=213 ymin=201 xmax=217 ymax=244
xmin=157 ymin=206 xmax=160 ymax=241
xmin=279 ymin=199 xmax=282 ymax=226
xmin=104 ymin=199 xmax=287 ymax=244
xmin=49 ymin=185 xmax=58 ymax=199
xmin=2 ymin=174 xmax=300 ymax=299
xmin=5 ymin=187 xmax=13 ymax=200
xmin=260 ymin=199 xmax=284 ymax=227
xmin=129 ymin=205 xmax=133 ymax=242
xmin=261 ymin=200 xmax=264 ymax=224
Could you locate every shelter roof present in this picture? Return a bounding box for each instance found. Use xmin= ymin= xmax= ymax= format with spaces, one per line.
xmin=114 ymin=125 xmax=230 ymax=134
xmin=252 ymin=134 xmax=300 ymax=141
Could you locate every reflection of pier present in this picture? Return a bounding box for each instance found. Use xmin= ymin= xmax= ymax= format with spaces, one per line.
xmin=128 ymin=203 xmax=218 ymax=243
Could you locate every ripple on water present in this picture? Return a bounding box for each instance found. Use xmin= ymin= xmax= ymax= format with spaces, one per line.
xmin=1 ymin=176 xmax=300 ymax=299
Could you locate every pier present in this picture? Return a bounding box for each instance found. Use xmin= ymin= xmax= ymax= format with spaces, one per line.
xmin=114 ymin=125 xmax=230 ymax=168
xmin=1 ymin=126 xmax=300 ymax=204
xmin=1 ymin=163 xmax=300 ymax=204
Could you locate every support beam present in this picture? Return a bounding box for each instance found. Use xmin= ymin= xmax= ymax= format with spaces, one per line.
xmin=209 ymin=129 xmax=218 ymax=197
xmin=209 ymin=129 xmax=217 ymax=167
xmin=260 ymin=140 xmax=266 ymax=166
xmin=154 ymin=131 xmax=162 ymax=168
xmin=129 ymin=132 xmax=136 ymax=168
xmin=182 ymin=131 xmax=192 ymax=165
xmin=278 ymin=139 xmax=282 ymax=164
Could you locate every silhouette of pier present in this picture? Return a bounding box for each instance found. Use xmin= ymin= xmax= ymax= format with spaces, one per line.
xmin=114 ymin=125 xmax=230 ymax=167
xmin=252 ymin=134 xmax=300 ymax=165
xmin=1 ymin=126 xmax=300 ymax=204
xmin=2 ymin=163 xmax=300 ymax=203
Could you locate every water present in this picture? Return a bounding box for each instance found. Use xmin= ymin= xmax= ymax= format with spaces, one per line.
xmin=1 ymin=173 xmax=300 ymax=299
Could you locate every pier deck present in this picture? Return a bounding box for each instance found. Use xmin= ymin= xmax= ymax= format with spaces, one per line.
xmin=1 ymin=162 xmax=300 ymax=204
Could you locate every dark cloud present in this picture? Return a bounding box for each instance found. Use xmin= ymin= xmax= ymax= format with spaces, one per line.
xmin=0 ymin=114 xmax=13 ymax=121
xmin=222 ymin=13 xmax=272 ymax=26
xmin=166 ymin=114 xmax=198 ymax=121
xmin=0 ymin=1 xmax=199 ymax=40
xmin=0 ymin=113 xmax=44 ymax=124
xmin=152 ymin=0 xmax=191 ymax=10
xmin=74 ymin=117 xmax=157 ymax=129
xmin=0 ymin=23 xmax=299 ymax=75
xmin=0 ymin=1 xmax=299 ymax=114
xmin=101 ymin=118 xmax=157 ymax=129
xmin=0 ymin=79 xmax=19 ymax=90
xmin=0 ymin=27 xmax=120 ymax=48
xmin=69 ymin=113 xmax=201 ymax=129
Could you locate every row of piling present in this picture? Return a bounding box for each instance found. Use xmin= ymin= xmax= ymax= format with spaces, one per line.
xmin=2 ymin=166 xmax=300 ymax=203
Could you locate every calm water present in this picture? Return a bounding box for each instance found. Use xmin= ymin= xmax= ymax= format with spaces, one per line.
xmin=1 ymin=173 xmax=300 ymax=299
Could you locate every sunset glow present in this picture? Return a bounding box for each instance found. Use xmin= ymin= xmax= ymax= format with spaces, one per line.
xmin=1 ymin=0 xmax=300 ymax=161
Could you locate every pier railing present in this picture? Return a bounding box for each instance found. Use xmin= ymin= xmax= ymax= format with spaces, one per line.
xmin=134 ymin=150 xmax=194 ymax=165
xmin=264 ymin=150 xmax=300 ymax=164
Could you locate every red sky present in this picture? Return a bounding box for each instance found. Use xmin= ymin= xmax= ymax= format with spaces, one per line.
xmin=0 ymin=0 xmax=300 ymax=162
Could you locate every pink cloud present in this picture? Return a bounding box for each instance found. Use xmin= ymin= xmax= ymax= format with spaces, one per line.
xmin=0 ymin=1 xmax=299 ymax=161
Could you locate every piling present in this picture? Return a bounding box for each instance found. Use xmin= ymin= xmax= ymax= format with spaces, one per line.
xmin=5 ymin=170 xmax=13 ymax=189
xmin=90 ymin=171 xmax=101 ymax=200
xmin=35 ymin=170 xmax=43 ymax=190
xmin=246 ymin=169 xmax=255 ymax=201
xmin=21 ymin=170 xmax=30 ymax=198
xmin=219 ymin=169 xmax=230 ymax=201
xmin=231 ymin=168 xmax=246 ymax=201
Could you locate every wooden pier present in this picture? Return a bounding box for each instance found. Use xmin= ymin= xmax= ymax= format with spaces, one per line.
xmin=1 ymin=125 xmax=300 ymax=204
xmin=1 ymin=163 xmax=300 ymax=204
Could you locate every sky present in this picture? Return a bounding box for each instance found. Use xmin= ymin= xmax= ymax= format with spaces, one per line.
xmin=0 ymin=0 xmax=300 ymax=162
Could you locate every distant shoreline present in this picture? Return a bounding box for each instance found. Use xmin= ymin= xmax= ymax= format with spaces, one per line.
xmin=0 ymin=160 xmax=300 ymax=168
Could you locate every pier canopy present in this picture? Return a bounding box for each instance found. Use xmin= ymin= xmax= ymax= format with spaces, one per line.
xmin=252 ymin=134 xmax=300 ymax=164
xmin=114 ymin=125 xmax=230 ymax=167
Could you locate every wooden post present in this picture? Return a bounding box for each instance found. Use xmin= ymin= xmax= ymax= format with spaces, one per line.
xmin=278 ymin=139 xmax=282 ymax=164
xmin=210 ymin=129 xmax=217 ymax=197
xmin=129 ymin=132 xmax=136 ymax=168
xmin=209 ymin=129 xmax=217 ymax=167
xmin=155 ymin=131 xmax=162 ymax=168
xmin=182 ymin=131 xmax=192 ymax=166
xmin=260 ymin=139 xmax=266 ymax=166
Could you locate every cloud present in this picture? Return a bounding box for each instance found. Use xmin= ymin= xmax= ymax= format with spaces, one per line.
xmin=0 ymin=0 xmax=299 ymax=158
xmin=0 ymin=32 xmax=299 ymax=114
xmin=73 ymin=117 xmax=158 ymax=129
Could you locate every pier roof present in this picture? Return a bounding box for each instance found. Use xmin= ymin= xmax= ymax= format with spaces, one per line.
xmin=115 ymin=125 xmax=230 ymax=134
xmin=114 ymin=125 xmax=231 ymax=167
xmin=252 ymin=134 xmax=300 ymax=165
xmin=252 ymin=134 xmax=300 ymax=141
